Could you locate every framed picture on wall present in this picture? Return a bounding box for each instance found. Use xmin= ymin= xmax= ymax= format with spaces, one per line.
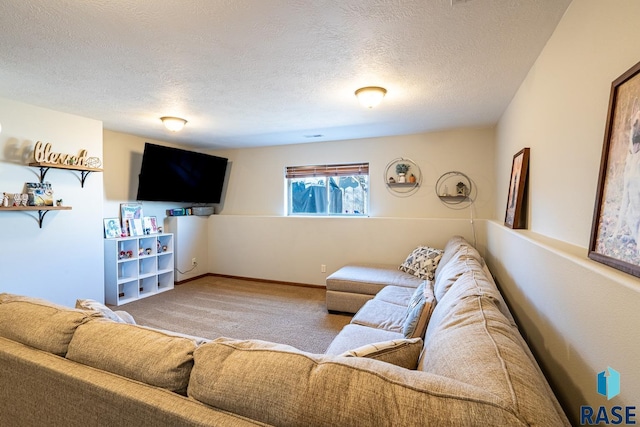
xmin=589 ymin=60 xmax=640 ymax=278
xmin=504 ymin=148 xmax=530 ymax=229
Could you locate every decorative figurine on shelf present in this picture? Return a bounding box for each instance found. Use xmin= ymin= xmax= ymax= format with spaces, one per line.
xmin=408 ymin=174 xmax=416 ymax=183
xmin=145 ymin=248 xmax=152 ymax=255
xmin=119 ymin=250 xmax=126 ymax=260
xmin=2 ymin=192 xmax=9 ymax=207
xmin=388 ymin=176 xmax=396 ymax=183
xmin=395 ymin=163 xmax=410 ymax=183
xmin=21 ymin=194 xmax=28 ymax=206
xmin=126 ymin=250 xmax=133 ymax=258
xmin=56 ymin=199 xmax=63 ymax=206
xmin=157 ymin=240 xmax=162 ymax=253
xmin=162 ymin=245 xmax=168 ymax=252
xmin=456 ymin=182 xmax=468 ymax=197
xmin=13 ymin=193 xmax=21 ymax=206
xmin=139 ymin=247 xmax=144 ymax=256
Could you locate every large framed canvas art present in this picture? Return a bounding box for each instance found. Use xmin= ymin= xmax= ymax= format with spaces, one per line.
xmin=589 ymin=60 xmax=640 ymax=277
xmin=504 ymin=148 xmax=530 ymax=229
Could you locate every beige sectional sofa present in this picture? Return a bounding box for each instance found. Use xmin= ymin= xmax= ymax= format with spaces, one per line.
xmin=0 ymin=236 xmax=569 ymax=426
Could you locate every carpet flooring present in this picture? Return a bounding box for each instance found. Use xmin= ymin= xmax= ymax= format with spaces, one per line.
xmin=117 ymin=275 xmax=353 ymax=354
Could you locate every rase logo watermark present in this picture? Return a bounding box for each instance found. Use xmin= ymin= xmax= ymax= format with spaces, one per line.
xmin=598 ymin=367 xmax=621 ymax=400
xmin=581 ymin=367 xmax=636 ymax=425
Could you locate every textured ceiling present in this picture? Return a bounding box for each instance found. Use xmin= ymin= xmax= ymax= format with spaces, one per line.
xmin=0 ymin=0 xmax=571 ymax=149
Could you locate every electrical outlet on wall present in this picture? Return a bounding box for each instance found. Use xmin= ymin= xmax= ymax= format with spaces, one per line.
xmin=321 ymin=264 xmax=326 ymax=273
xmin=192 ymin=258 xmax=197 ymax=266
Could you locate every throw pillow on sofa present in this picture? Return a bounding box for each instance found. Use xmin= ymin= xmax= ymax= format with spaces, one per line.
xmin=402 ymin=281 xmax=436 ymax=339
xmin=399 ymin=246 xmax=443 ymax=280
xmin=339 ymin=337 xmax=423 ymax=369
xmin=75 ymin=298 xmax=135 ymax=324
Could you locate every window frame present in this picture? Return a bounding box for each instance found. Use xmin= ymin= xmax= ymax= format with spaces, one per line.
xmin=285 ymin=162 xmax=369 ymax=217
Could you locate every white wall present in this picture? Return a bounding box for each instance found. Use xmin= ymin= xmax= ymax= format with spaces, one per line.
xmin=491 ymin=0 xmax=640 ymax=422
xmin=165 ymin=216 xmax=209 ymax=282
xmin=0 ymin=97 xmax=104 ymax=306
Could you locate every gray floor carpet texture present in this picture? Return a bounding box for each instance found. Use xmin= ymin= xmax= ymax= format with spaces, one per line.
xmin=118 ymin=276 xmax=352 ymax=354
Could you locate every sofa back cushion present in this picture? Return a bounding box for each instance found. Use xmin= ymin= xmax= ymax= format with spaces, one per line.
xmin=433 ymin=248 xmax=489 ymax=302
xmin=66 ymin=320 xmax=198 ymax=395
xmin=419 ymin=273 xmax=566 ymax=426
xmin=189 ymin=337 xmax=529 ymax=426
xmin=0 ymin=293 xmax=95 ymax=356
xmin=434 ymin=236 xmax=483 ymax=283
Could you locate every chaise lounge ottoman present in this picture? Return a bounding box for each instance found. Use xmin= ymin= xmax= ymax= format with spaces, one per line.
xmin=325 ymin=263 xmax=423 ymax=313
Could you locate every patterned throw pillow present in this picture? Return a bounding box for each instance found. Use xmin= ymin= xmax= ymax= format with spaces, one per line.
xmin=402 ymin=281 xmax=436 ymax=339
xmin=399 ymin=246 xmax=444 ymax=280
xmin=75 ymin=299 xmax=131 ymax=324
xmin=339 ymin=337 xmax=423 ymax=369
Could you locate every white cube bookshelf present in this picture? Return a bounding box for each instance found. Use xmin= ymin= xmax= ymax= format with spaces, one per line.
xmin=104 ymin=233 xmax=174 ymax=306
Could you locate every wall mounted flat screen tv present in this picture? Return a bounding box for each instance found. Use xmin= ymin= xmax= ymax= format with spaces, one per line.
xmin=136 ymin=143 xmax=228 ymax=204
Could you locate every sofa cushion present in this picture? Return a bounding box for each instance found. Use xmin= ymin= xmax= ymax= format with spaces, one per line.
xmin=339 ymin=338 xmax=423 ymax=369
xmin=66 ymin=320 xmax=197 ymax=395
xmin=326 ymin=264 xmax=423 ymax=295
xmin=399 ymin=246 xmax=443 ymax=280
xmin=419 ymin=285 xmax=566 ymax=426
xmin=324 ymin=324 xmax=404 ymax=355
xmin=350 ymin=299 xmax=407 ymax=333
xmin=374 ymin=285 xmax=415 ymax=306
xmin=434 ymin=236 xmax=483 ymax=281
xmin=189 ymin=337 xmax=529 ymax=427
xmin=0 ymin=293 xmax=96 ymax=356
xmin=433 ymin=251 xmax=488 ymax=302
xmin=402 ymin=281 xmax=436 ymax=339
xmin=75 ymin=298 xmax=131 ymax=323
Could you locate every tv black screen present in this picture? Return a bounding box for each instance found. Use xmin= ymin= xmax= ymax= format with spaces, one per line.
xmin=136 ymin=143 xmax=228 ymax=204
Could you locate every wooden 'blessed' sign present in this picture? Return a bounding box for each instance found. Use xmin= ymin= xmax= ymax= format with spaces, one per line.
xmin=33 ymin=141 xmax=89 ymax=166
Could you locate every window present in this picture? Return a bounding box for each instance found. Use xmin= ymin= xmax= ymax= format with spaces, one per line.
xmin=285 ymin=163 xmax=369 ymax=216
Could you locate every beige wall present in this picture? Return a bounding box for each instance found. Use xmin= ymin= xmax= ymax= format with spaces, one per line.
xmin=102 ymin=128 xmax=496 ymax=286
xmin=103 ymin=130 xmax=196 ymax=220
xmin=491 ymin=0 xmax=640 ymax=421
xmin=213 ymin=128 xmax=495 ymax=218
xmin=207 ymin=128 xmax=496 ymax=284
xmin=0 ymin=97 xmax=104 ymax=306
xmin=102 ymin=130 xmax=214 ymax=275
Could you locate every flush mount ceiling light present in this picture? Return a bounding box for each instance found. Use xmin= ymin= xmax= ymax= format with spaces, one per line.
xmin=160 ymin=116 xmax=187 ymax=132
xmin=354 ymin=86 xmax=387 ymax=109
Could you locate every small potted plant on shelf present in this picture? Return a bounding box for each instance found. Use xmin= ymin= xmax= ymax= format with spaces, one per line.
xmin=396 ymin=163 xmax=410 ymax=183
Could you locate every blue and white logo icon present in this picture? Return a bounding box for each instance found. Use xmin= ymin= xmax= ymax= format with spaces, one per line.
xmin=597 ymin=367 xmax=620 ymax=400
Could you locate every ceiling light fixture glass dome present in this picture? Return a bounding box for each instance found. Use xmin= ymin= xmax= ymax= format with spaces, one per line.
xmin=160 ymin=116 xmax=188 ymax=132
xmin=355 ymin=86 xmax=387 ymax=109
